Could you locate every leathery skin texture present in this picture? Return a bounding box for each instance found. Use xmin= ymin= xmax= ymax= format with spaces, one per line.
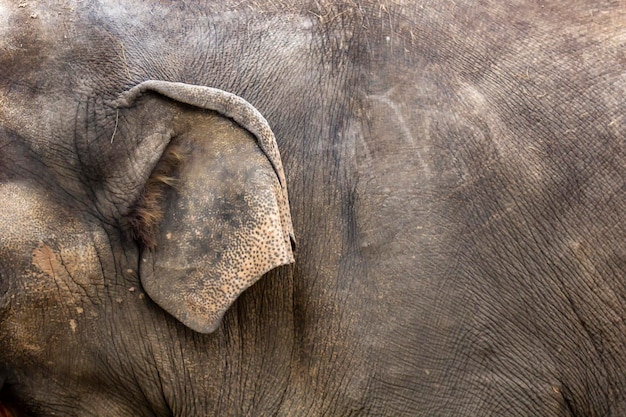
xmin=0 ymin=1 xmax=624 ymax=416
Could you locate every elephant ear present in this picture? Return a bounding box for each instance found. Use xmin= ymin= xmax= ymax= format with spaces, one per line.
xmin=115 ymin=81 xmax=295 ymax=333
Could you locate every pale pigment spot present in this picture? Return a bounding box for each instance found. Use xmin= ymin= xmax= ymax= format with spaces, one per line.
xmin=76 ymin=307 xmax=83 ymax=314
xmin=459 ymin=83 xmax=490 ymax=110
xmin=299 ymin=15 xmax=313 ymax=30
xmin=31 ymin=242 xmax=101 ymax=298
xmin=0 ymin=2 xmax=15 ymax=36
xmin=32 ymin=244 xmax=62 ymax=278
xmin=98 ymin=1 xmax=154 ymax=28
xmin=0 ymin=4 xmax=9 ymax=29
xmin=69 ymin=319 xmax=77 ymax=333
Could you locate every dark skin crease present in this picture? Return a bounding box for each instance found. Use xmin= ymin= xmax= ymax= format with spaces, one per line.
xmin=0 ymin=1 xmax=625 ymax=416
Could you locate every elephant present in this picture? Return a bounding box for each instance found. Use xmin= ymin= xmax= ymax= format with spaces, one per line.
xmin=0 ymin=0 xmax=625 ymax=415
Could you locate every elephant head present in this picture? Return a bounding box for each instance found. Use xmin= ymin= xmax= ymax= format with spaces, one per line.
xmin=111 ymin=80 xmax=295 ymax=333
xmin=0 ymin=76 xmax=295 ymax=413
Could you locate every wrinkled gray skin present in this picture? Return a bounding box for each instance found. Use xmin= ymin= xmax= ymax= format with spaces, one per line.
xmin=0 ymin=0 xmax=625 ymax=416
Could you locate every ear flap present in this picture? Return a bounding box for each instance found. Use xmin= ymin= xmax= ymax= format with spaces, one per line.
xmin=115 ymin=81 xmax=295 ymax=333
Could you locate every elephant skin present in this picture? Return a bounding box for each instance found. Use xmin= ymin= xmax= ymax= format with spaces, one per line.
xmin=0 ymin=0 xmax=625 ymax=416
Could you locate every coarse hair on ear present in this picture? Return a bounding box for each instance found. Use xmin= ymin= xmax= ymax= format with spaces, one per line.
xmin=126 ymin=144 xmax=184 ymax=249
xmin=116 ymin=80 xmax=295 ymax=333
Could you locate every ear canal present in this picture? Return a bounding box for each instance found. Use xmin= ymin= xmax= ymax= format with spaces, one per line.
xmin=115 ymin=81 xmax=295 ymax=333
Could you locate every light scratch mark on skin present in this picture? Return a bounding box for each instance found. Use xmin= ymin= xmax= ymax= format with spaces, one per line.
xmin=106 ymin=32 xmax=130 ymax=78
xmin=110 ymin=109 xmax=119 ymax=143
xmin=370 ymin=91 xmax=416 ymax=145
xmin=369 ymin=88 xmax=430 ymax=174
xmin=359 ymin=134 xmax=371 ymax=160
xmin=120 ymin=41 xmax=130 ymax=78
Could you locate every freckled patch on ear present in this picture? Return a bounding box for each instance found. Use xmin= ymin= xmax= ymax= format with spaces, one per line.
xmin=175 ymin=171 xmax=292 ymax=325
xmin=125 ymin=144 xmax=185 ymax=248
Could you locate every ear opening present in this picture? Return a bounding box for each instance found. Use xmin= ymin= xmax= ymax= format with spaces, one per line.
xmin=116 ymin=81 xmax=295 ymax=333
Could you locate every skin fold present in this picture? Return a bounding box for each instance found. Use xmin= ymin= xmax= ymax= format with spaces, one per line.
xmin=0 ymin=1 xmax=624 ymax=416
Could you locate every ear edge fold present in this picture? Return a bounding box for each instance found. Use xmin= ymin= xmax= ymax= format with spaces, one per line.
xmin=114 ymin=80 xmax=288 ymax=188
